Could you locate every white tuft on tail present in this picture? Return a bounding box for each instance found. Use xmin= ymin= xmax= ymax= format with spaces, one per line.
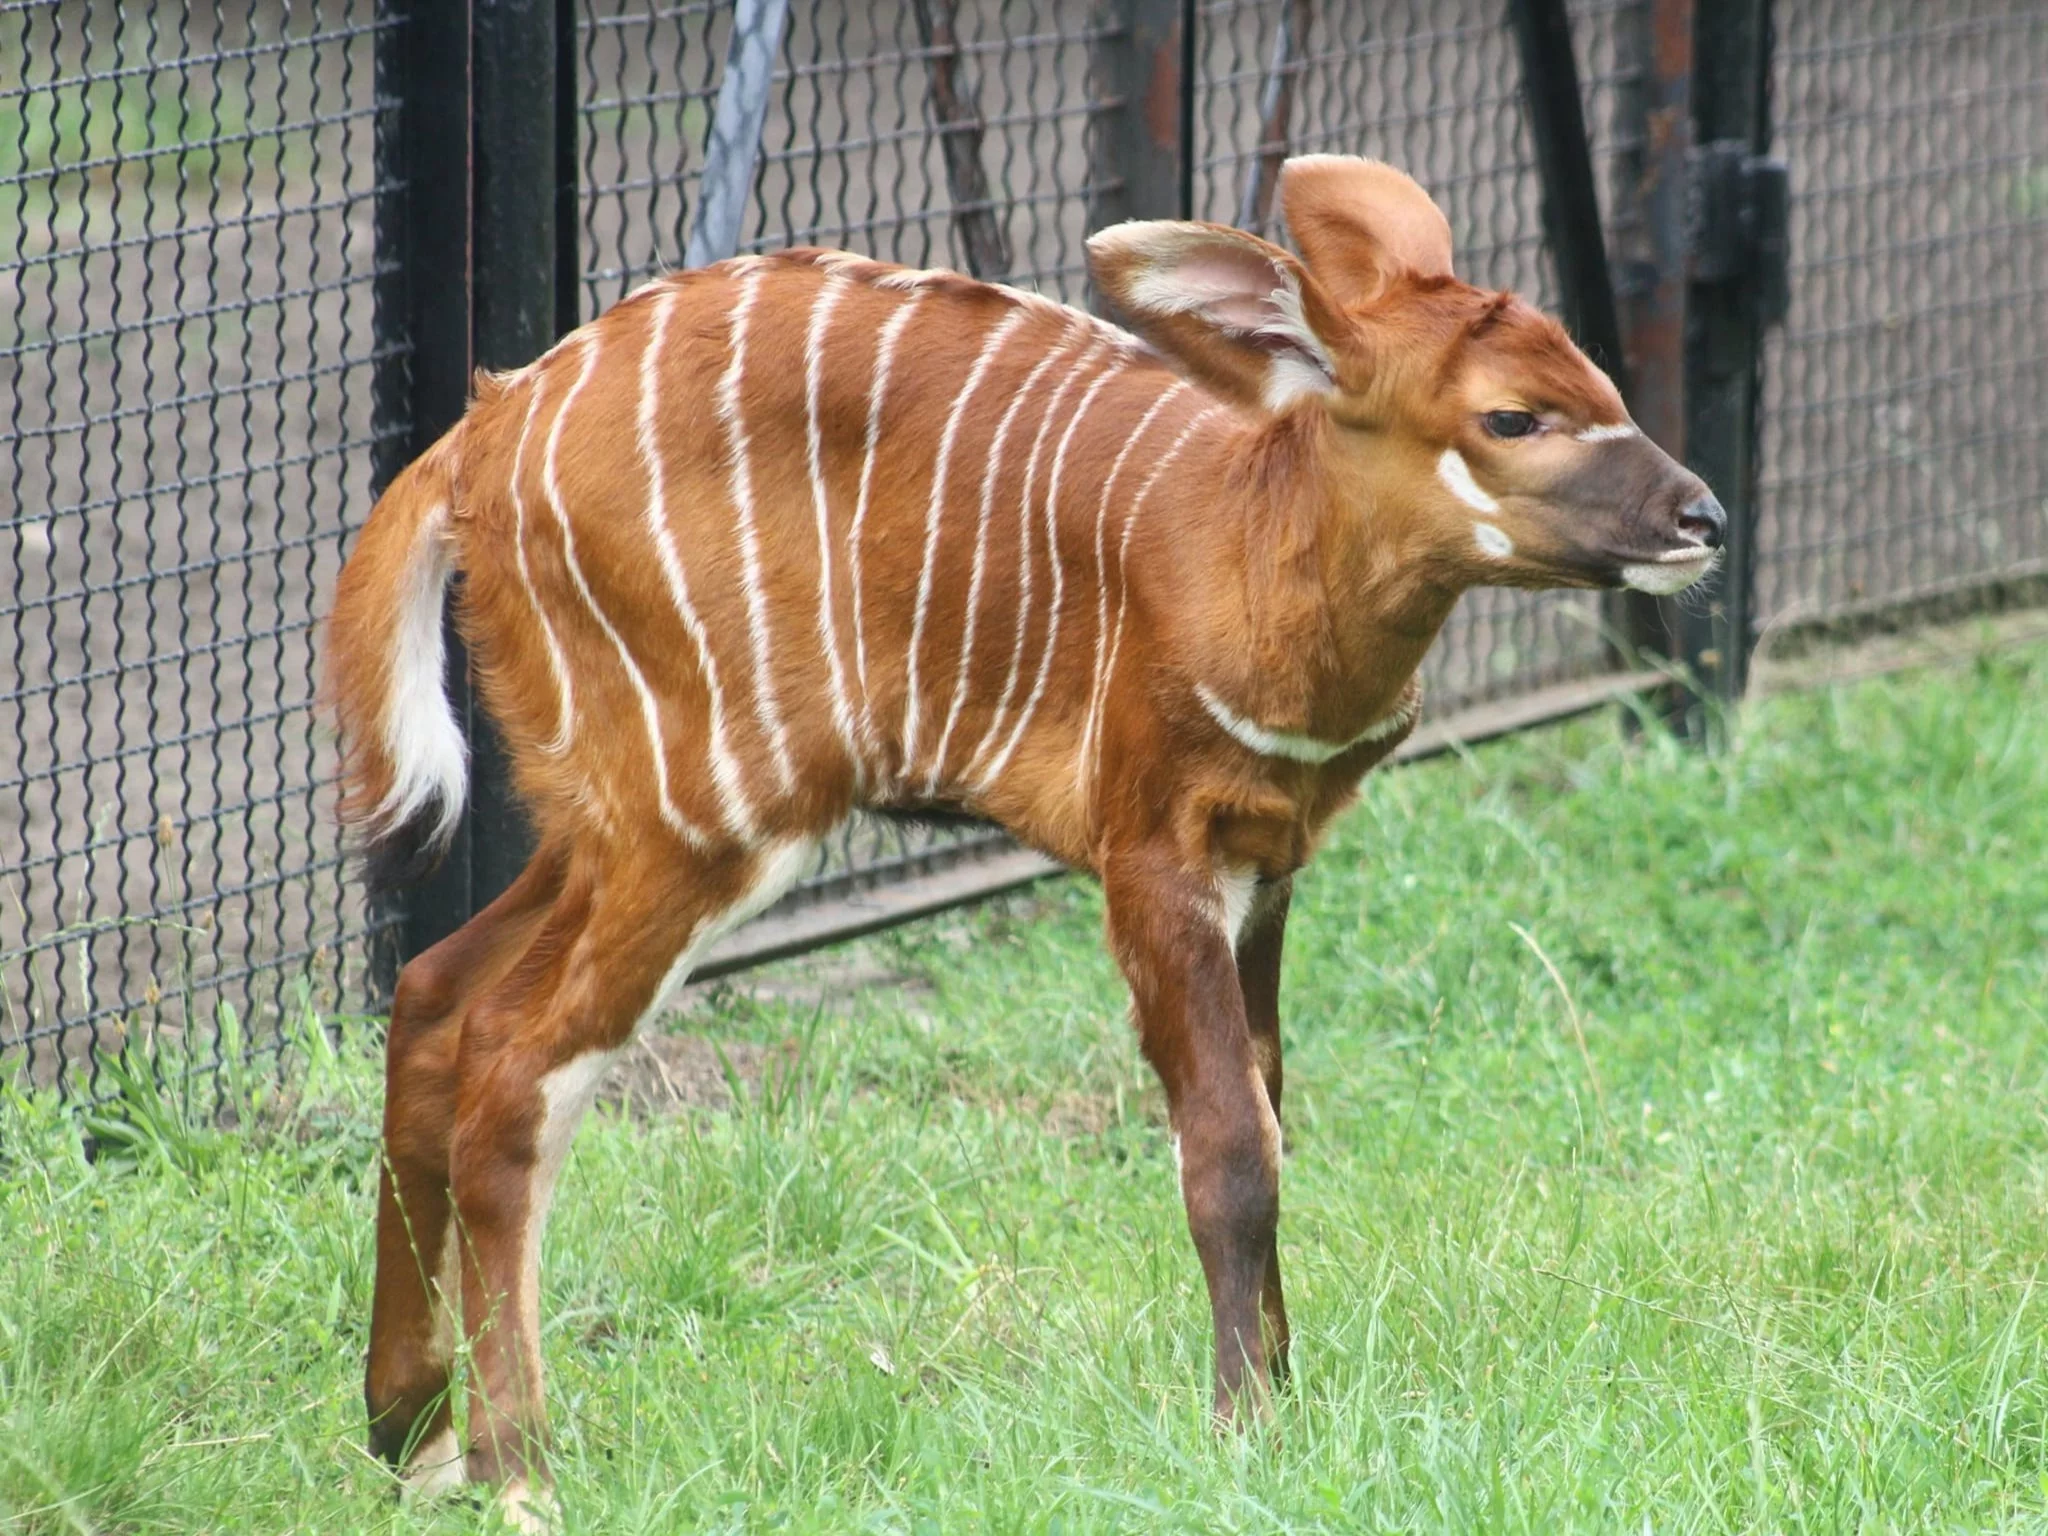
xmin=367 ymin=500 xmax=468 ymax=851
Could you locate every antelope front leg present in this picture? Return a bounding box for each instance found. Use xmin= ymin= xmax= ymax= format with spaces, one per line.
xmin=1234 ymin=875 xmax=1293 ymax=1388
xmin=1105 ymin=850 xmax=1284 ymax=1426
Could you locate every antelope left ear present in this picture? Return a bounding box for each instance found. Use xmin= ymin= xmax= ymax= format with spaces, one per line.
xmin=1085 ymin=220 xmax=1352 ymax=411
xmin=1280 ymin=155 xmax=1454 ymax=311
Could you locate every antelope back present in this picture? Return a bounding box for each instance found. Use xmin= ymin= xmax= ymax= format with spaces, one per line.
xmin=443 ymin=252 xmax=1241 ymax=865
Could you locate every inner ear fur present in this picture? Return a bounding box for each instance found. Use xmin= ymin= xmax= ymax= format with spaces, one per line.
xmin=1085 ymin=220 xmax=1354 ymax=411
xmin=1279 ymin=155 xmax=1455 ymax=312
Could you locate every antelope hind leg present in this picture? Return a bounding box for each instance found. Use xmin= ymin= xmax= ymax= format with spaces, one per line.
xmin=447 ymin=837 xmax=802 ymax=1502
xmin=366 ymin=843 xmax=568 ymax=1480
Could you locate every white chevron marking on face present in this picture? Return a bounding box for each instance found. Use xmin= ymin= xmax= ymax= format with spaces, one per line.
xmin=1436 ymin=447 xmax=1499 ymax=514
xmin=1575 ymin=422 xmax=1639 ymax=443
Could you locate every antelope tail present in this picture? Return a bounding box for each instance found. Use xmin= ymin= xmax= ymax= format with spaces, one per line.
xmin=324 ymin=437 xmax=468 ymax=892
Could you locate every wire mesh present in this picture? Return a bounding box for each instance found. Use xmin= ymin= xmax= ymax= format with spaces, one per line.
xmin=579 ymin=0 xmax=1112 ymax=313
xmin=1 ymin=0 xmax=395 ymax=1101
xmin=10 ymin=0 xmax=2046 ymax=1104
xmin=1758 ymin=2 xmax=2048 ymax=630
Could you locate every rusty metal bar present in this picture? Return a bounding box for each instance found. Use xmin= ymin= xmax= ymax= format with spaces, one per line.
xmin=911 ymin=0 xmax=1011 ymax=279
xmin=1507 ymin=0 xmax=1626 ymax=380
xmin=1607 ymin=0 xmax=1696 ymax=674
xmin=1089 ymin=0 xmax=1189 ymax=234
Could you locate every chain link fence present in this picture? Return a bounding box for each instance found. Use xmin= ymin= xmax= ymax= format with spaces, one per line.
xmin=1759 ymin=3 xmax=2047 ymax=634
xmin=3 ymin=0 xmax=390 ymax=1101
xmin=5 ymin=0 xmax=2044 ymax=1101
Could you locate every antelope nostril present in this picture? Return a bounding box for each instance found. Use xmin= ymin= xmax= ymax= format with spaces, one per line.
xmin=1677 ymin=494 xmax=1727 ymax=550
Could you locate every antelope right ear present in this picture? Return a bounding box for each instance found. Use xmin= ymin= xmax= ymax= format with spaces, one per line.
xmin=1279 ymin=155 xmax=1454 ymax=310
xmin=1086 ymin=220 xmax=1353 ymax=412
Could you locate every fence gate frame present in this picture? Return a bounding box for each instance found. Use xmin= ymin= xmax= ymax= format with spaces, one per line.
xmin=371 ymin=0 xmax=1790 ymax=976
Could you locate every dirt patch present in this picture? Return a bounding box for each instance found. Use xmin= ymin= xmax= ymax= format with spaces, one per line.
xmin=599 ymin=1032 xmax=794 ymax=1117
xmin=597 ymin=947 xmax=935 ymax=1118
xmin=591 ymin=936 xmax=1151 ymax=1139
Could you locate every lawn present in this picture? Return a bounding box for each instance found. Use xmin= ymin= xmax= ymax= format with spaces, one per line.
xmin=6 ymin=642 xmax=2048 ymax=1534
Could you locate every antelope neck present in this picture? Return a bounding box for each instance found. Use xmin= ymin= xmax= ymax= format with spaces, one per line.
xmin=1194 ymin=415 xmax=1451 ymax=761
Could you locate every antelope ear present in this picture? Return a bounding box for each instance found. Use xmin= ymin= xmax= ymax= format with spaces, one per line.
xmin=1279 ymin=155 xmax=1454 ymax=310
xmin=1085 ymin=220 xmax=1350 ymax=411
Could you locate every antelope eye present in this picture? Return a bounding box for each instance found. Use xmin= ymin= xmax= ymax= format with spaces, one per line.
xmin=1483 ymin=409 xmax=1540 ymax=440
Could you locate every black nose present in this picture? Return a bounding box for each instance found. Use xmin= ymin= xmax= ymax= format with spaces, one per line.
xmin=1677 ymin=494 xmax=1727 ymax=550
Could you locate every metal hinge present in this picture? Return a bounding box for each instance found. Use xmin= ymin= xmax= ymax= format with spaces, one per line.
xmin=1687 ymin=140 xmax=1791 ymax=327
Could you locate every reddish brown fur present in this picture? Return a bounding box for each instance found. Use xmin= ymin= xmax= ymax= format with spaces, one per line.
xmin=325 ymin=157 xmax=1715 ymax=1500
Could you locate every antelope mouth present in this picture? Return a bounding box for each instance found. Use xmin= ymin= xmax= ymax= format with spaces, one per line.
xmin=1618 ymin=544 xmax=1720 ymax=596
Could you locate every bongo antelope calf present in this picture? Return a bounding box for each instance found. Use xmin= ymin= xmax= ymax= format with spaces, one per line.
xmin=326 ymin=156 xmax=1723 ymax=1508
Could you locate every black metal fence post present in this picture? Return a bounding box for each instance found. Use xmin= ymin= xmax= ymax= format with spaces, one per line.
xmin=371 ymin=0 xmax=578 ymax=974
xmin=1507 ymin=0 xmax=1625 ymax=384
xmin=465 ymin=0 xmax=575 ymax=920
xmin=1679 ymin=0 xmax=1785 ymax=725
xmin=372 ymin=0 xmax=475 ymax=982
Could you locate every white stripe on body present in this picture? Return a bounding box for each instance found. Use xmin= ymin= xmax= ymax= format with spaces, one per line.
xmin=717 ymin=266 xmax=798 ymax=795
xmin=920 ymin=324 xmax=1087 ymax=798
xmin=1087 ymin=406 xmax=1222 ymax=795
xmin=639 ymin=290 xmax=757 ymax=842
xmin=900 ymin=307 xmax=1032 ymax=776
xmin=546 ymin=335 xmax=711 ymax=847
xmin=974 ymin=356 xmax=1128 ymax=791
xmin=963 ymin=339 xmax=1111 ymax=784
xmin=1072 ymin=380 xmax=1190 ymax=792
xmin=848 ymin=293 xmax=928 ymax=768
xmin=802 ymin=273 xmax=863 ymax=780
xmin=509 ymin=375 xmax=578 ymax=756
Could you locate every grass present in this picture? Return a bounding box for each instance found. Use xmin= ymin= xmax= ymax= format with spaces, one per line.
xmin=6 ymin=642 xmax=2048 ymax=1533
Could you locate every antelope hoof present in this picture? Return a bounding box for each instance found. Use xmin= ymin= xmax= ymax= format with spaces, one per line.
xmin=1212 ymin=1381 xmax=1278 ymax=1436
xmin=497 ymin=1480 xmax=560 ymax=1533
xmin=395 ymin=1427 xmax=468 ymax=1502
